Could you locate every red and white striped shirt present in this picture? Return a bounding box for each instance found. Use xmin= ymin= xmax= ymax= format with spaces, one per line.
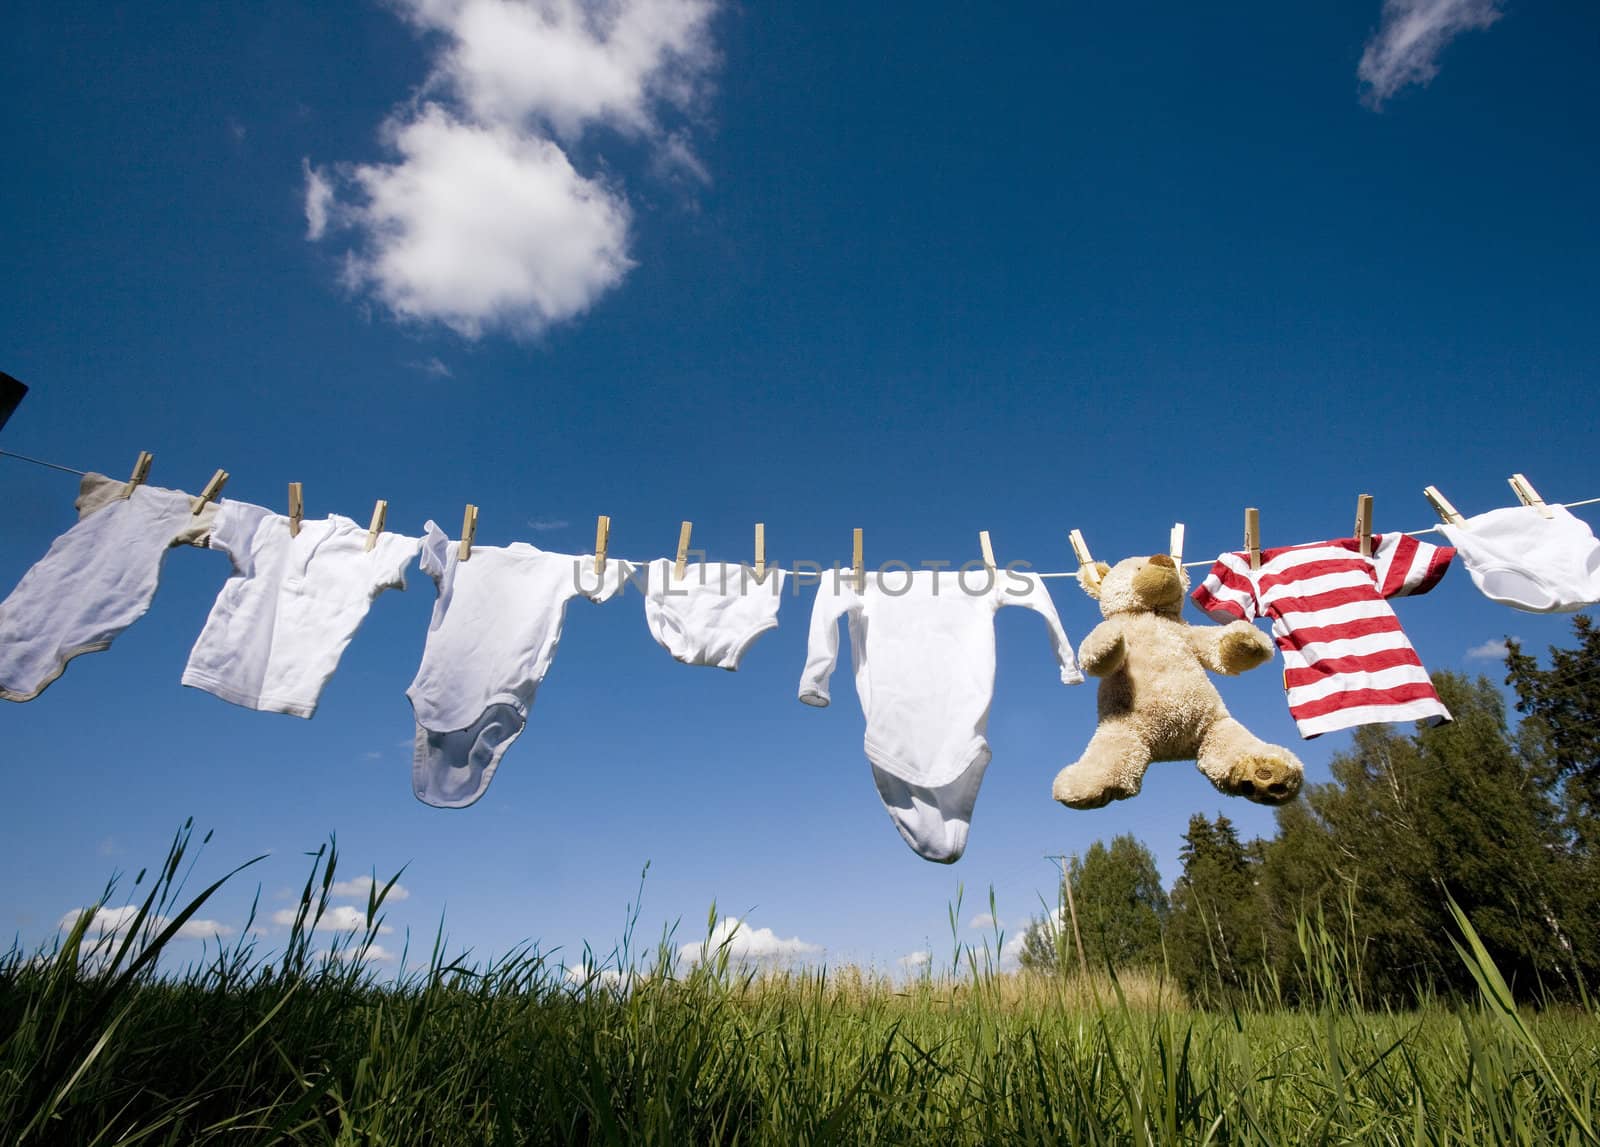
xmin=1190 ymin=533 xmax=1454 ymax=738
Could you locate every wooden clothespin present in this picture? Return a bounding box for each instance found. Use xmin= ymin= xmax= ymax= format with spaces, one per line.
xmin=1355 ymin=494 xmax=1373 ymax=557
xmin=754 ymin=523 xmax=766 ymax=581
xmin=852 ymin=528 xmax=864 ymax=590
xmin=122 ymin=451 xmax=153 ymax=500
xmin=458 ymin=504 xmax=478 ymax=561
xmin=365 ymin=500 xmax=387 ymax=552
xmin=674 ymin=521 xmax=693 ymax=580
xmin=1169 ymin=522 xmax=1185 ymax=565
xmin=1508 ymin=473 xmax=1553 ymax=519
xmin=192 ymin=469 xmax=228 ymax=515
xmin=1244 ymin=508 xmax=1261 ymax=571
xmin=287 ymin=482 xmax=304 ymax=537
xmin=1068 ymin=528 xmax=1098 ymax=587
xmin=1422 ymin=485 xmax=1466 ymax=527
xmin=979 ymin=530 xmax=996 ymax=571
xmin=594 ymin=515 xmax=611 ymax=576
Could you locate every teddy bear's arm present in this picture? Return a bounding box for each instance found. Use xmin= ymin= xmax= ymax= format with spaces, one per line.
xmin=1078 ymin=619 xmax=1127 ymax=677
xmin=1188 ymin=620 xmax=1274 ymax=676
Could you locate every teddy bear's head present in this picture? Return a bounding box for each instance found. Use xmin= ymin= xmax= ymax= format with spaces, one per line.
xmin=1079 ymin=553 xmax=1190 ymax=618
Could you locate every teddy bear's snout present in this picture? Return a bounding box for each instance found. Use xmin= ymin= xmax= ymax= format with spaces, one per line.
xmin=1132 ymin=560 xmax=1184 ymax=604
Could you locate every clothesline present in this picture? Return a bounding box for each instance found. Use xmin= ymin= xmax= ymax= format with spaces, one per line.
xmin=4 ymin=447 xmax=1598 ymax=577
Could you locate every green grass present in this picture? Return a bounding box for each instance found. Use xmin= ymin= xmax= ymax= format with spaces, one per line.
xmin=3 ymin=826 xmax=1598 ymax=1145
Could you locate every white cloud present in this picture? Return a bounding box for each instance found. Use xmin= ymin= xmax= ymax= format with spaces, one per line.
xmin=329 ymin=875 xmax=411 ymax=902
xmin=399 ymin=0 xmax=717 ymax=140
xmin=1358 ymin=0 xmax=1503 ymax=108
xmin=270 ymin=904 xmax=394 ymax=934
xmin=303 ymin=159 xmax=333 ymax=240
xmin=526 ymin=517 xmax=569 ymax=531
xmin=307 ymin=0 xmax=719 ymax=338
xmin=1467 ymin=637 xmax=1516 ymax=660
xmin=334 ymin=107 xmax=633 ymax=338
xmin=323 ymin=943 xmax=399 ymax=963
xmin=58 ymin=906 xmax=235 ymax=943
xmin=678 ymin=916 xmax=821 ymax=965
xmin=967 ymin=913 xmax=997 ymax=930
xmin=897 ymin=949 xmax=931 ymax=970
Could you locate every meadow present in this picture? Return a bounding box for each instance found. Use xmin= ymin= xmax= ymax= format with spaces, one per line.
xmin=3 ymin=826 xmax=1598 ymax=1145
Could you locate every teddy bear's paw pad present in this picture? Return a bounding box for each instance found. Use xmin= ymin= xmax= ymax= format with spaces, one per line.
xmin=1224 ymin=754 xmax=1302 ymax=804
xmin=1053 ymin=767 xmax=1139 ymax=810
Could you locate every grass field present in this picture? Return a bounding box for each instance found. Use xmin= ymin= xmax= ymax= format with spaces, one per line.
xmin=3 ymin=827 xmax=1598 ymax=1145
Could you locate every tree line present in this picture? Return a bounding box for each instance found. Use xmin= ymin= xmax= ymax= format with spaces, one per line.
xmin=1021 ymin=614 xmax=1600 ymax=1007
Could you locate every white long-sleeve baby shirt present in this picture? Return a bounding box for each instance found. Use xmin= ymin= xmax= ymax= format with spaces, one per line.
xmin=180 ymin=501 xmax=419 ymax=717
xmin=406 ymin=522 xmax=634 ymax=808
xmin=798 ymin=567 xmax=1082 ymax=861
xmin=1 ymin=473 xmax=218 ymax=702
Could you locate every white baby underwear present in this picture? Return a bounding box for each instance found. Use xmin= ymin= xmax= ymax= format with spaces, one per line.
xmin=1439 ymin=504 xmax=1600 ymax=614
xmin=180 ymin=501 xmax=420 ymax=717
xmin=1 ymin=473 xmax=218 ymax=702
xmin=406 ymin=522 xmax=635 ymax=808
xmin=642 ymin=559 xmax=787 ymax=669
xmin=798 ymin=567 xmax=1083 ymax=863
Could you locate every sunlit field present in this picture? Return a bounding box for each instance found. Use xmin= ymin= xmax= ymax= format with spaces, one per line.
xmin=3 ymin=825 xmax=1597 ymax=1145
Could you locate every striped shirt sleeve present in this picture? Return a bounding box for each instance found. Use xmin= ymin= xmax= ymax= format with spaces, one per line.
xmin=1374 ymin=533 xmax=1454 ymax=599
xmin=1190 ymin=552 xmax=1259 ymax=621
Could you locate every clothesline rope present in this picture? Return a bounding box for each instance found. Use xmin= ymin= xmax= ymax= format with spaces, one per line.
xmin=4 ymin=447 xmax=1598 ymax=578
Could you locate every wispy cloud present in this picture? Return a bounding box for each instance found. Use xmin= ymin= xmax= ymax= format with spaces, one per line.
xmin=526 ymin=517 xmax=570 ymax=532
xmin=1466 ymin=637 xmax=1516 ymax=660
xmin=302 ymin=158 xmax=333 ymax=240
xmin=897 ymin=949 xmax=931 ymax=970
xmin=270 ymin=904 xmax=394 ymax=934
xmin=305 ymin=0 xmax=720 ymax=339
xmin=324 ymin=943 xmax=399 ymax=963
xmin=967 ymin=913 xmax=996 ymax=930
xmin=678 ymin=917 xmax=820 ymax=965
xmin=405 ymin=356 xmax=454 ymax=379
xmin=1359 ymin=0 xmax=1503 ymax=108
xmin=328 ymin=875 xmax=411 ymax=902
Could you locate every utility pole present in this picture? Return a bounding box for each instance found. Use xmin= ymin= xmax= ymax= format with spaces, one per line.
xmin=1045 ymin=854 xmax=1088 ymax=974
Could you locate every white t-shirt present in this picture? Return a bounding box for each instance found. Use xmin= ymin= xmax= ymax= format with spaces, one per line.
xmin=181 ymin=500 xmax=419 ymax=717
xmin=1440 ymin=504 xmax=1600 ymax=614
xmin=1 ymin=474 xmax=217 ymax=702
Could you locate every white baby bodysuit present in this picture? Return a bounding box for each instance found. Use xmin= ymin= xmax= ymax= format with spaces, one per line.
xmin=406 ymin=522 xmax=635 ymax=808
xmin=642 ymin=559 xmax=787 ymax=669
xmin=180 ymin=501 xmax=420 ymax=717
xmin=1439 ymin=504 xmax=1600 ymax=614
xmin=799 ymin=567 xmax=1083 ymax=863
xmin=1 ymin=473 xmax=218 ymax=702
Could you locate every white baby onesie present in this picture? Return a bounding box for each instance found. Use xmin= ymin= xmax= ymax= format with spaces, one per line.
xmin=406 ymin=522 xmax=634 ymax=808
xmin=180 ymin=501 xmax=420 ymax=717
xmin=642 ymin=559 xmax=787 ymax=669
xmin=1439 ymin=504 xmax=1600 ymax=613
xmin=799 ymin=568 xmax=1083 ymax=863
xmin=1 ymin=473 xmax=218 ymax=702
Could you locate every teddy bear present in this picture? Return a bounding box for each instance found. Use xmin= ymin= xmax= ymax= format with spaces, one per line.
xmin=1052 ymin=552 xmax=1303 ymax=809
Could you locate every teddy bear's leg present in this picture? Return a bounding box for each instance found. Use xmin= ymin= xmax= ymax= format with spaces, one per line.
xmin=1052 ymin=724 xmax=1153 ymax=810
xmin=1195 ymin=717 xmax=1303 ymax=805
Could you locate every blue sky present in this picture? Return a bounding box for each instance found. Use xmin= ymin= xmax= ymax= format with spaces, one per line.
xmin=3 ymin=0 xmax=1598 ymax=974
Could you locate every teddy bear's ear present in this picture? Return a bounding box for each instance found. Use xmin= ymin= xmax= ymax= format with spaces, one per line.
xmin=1078 ymin=561 xmax=1111 ymax=599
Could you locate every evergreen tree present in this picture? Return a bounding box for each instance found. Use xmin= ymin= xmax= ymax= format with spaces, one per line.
xmin=1166 ymin=813 xmax=1266 ymax=1004
xmin=1018 ymin=834 xmax=1169 ymax=973
xmin=1257 ymin=672 xmax=1588 ymax=1003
